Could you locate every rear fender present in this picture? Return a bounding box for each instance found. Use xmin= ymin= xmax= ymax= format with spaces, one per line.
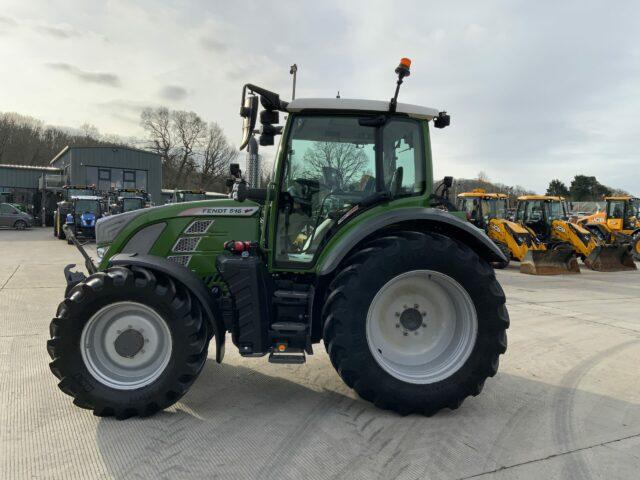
xmin=108 ymin=253 xmax=225 ymax=363
xmin=316 ymin=207 xmax=506 ymax=276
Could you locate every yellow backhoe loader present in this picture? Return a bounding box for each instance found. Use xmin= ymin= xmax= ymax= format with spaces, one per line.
xmin=576 ymin=196 xmax=640 ymax=261
xmin=457 ymin=190 xmax=578 ymax=274
xmin=516 ymin=195 xmax=636 ymax=272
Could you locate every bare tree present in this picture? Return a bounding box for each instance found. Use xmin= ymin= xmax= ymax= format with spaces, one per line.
xmin=172 ymin=110 xmax=206 ymax=186
xmin=302 ymin=142 xmax=369 ymax=187
xmin=141 ymin=107 xmax=175 ymax=165
xmin=200 ymin=122 xmax=237 ymax=189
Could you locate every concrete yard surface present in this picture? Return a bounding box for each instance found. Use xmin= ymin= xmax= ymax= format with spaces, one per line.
xmin=1 ymin=228 xmax=640 ymax=479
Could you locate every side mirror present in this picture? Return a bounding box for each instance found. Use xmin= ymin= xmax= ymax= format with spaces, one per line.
xmin=230 ymin=163 xmax=241 ymax=178
xmin=434 ymin=111 xmax=450 ymax=129
xmin=443 ymin=176 xmax=453 ymax=188
xmin=239 ymin=95 xmax=258 ymax=150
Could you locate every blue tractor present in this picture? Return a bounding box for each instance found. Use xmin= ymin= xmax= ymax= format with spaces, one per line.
xmin=64 ymin=195 xmax=103 ymax=244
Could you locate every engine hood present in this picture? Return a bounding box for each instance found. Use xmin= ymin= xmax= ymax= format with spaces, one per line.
xmin=96 ymin=199 xmax=261 ymax=246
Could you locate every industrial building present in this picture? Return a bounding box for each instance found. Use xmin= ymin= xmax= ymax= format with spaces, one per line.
xmin=49 ymin=146 xmax=162 ymax=204
xmin=0 ymin=145 xmax=162 ymax=224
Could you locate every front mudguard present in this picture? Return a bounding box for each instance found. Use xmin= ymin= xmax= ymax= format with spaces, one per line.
xmin=108 ymin=253 xmax=226 ymax=363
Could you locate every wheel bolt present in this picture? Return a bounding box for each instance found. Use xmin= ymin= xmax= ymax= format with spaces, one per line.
xmin=421 ymin=312 xmax=426 ymax=317
xmin=414 ymin=304 xmax=419 ymax=309
xmin=395 ymin=323 xmax=400 ymax=328
xmin=403 ymin=332 xmax=408 ymax=336
xmin=421 ymin=324 xmax=426 ymax=328
xmin=395 ymin=312 xmax=400 ymax=317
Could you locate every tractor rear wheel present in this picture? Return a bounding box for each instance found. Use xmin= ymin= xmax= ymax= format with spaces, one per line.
xmin=47 ymin=266 xmax=209 ymax=419
xmin=323 ymin=231 xmax=509 ymax=415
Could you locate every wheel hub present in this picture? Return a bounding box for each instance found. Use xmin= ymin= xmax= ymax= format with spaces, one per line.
xmin=366 ymin=270 xmax=478 ymax=384
xmin=114 ymin=328 xmax=145 ymax=358
xmin=399 ymin=307 xmax=424 ymax=331
xmin=80 ymin=301 xmax=172 ymax=390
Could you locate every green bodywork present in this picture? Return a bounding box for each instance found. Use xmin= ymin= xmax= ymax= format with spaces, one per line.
xmin=98 ymin=113 xmax=438 ymax=279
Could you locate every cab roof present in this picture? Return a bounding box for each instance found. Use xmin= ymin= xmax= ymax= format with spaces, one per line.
xmin=458 ymin=191 xmax=508 ymax=199
xmin=71 ymin=195 xmax=102 ymax=201
xmin=518 ymin=195 xmax=565 ymax=201
xmin=606 ymin=196 xmax=637 ymax=201
xmin=287 ymin=98 xmax=440 ymax=120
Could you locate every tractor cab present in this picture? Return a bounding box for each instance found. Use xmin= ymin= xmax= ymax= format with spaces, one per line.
xmin=515 ymin=195 xmax=569 ymax=239
xmin=456 ymin=189 xmax=508 ymax=229
xmin=60 ymin=185 xmax=98 ymax=202
xmin=107 ymin=188 xmax=149 ymax=214
xmin=605 ymin=196 xmax=639 ymax=232
xmin=65 ymin=195 xmax=102 ymax=241
xmin=173 ymin=190 xmax=206 ymax=203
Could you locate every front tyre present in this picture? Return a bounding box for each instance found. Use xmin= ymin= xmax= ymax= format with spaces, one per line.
xmin=47 ymin=266 xmax=209 ymax=419
xmin=323 ymin=231 xmax=509 ymax=415
xmin=632 ymin=233 xmax=640 ymax=261
xmin=492 ymin=241 xmax=511 ymax=269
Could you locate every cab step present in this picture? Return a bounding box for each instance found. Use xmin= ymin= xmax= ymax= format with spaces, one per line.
xmin=268 ymin=349 xmax=306 ymax=364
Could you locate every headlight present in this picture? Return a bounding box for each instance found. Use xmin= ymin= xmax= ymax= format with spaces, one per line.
xmin=96 ymin=246 xmax=109 ymax=261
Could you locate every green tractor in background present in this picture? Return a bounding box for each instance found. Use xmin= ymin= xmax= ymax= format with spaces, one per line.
xmin=107 ymin=188 xmax=151 ymax=215
xmin=48 ymin=59 xmax=509 ymax=418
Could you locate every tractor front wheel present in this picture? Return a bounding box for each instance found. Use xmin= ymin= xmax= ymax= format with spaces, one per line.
xmin=632 ymin=233 xmax=640 ymax=261
xmin=492 ymin=242 xmax=511 ymax=269
xmin=323 ymin=231 xmax=509 ymax=415
xmin=47 ymin=266 xmax=209 ymax=419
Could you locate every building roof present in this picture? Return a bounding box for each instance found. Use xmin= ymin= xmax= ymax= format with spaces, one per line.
xmin=49 ymin=145 xmax=161 ymax=165
xmin=286 ymin=98 xmax=441 ymax=120
xmin=0 ymin=163 xmax=61 ymax=172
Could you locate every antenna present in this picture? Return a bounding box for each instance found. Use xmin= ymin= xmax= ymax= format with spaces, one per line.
xmin=389 ymin=58 xmax=411 ymax=113
xmin=289 ymin=64 xmax=298 ymax=100
xmin=336 ymin=90 xmax=340 ymax=99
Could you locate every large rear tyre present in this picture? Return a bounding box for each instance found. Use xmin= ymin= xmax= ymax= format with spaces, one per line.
xmin=47 ymin=266 xmax=209 ymax=419
xmin=323 ymin=231 xmax=509 ymax=415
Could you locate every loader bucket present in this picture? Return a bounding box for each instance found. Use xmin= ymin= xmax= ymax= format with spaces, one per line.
xmin=520 ymin=248 xmax=581 ymax=275
xmin=583 ymin=245 xmax=637 ymax=272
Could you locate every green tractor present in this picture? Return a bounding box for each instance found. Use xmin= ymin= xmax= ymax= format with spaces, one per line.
xmin=48 ymin=60 xmax=509 ymax=418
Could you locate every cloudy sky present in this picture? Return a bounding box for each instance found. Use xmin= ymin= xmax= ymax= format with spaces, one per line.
xmin=0 ymin=0 xmax=638 ymax=194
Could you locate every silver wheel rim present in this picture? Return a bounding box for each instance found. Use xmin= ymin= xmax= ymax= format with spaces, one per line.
xmin=366 ymin=270 xmax=478 ymax=384
xmin=80 ymin=301 xmax=172 ymax=390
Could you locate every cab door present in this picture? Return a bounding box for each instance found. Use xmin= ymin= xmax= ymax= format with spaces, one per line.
xmin=606 ymin=200 xmax=625 ymax=231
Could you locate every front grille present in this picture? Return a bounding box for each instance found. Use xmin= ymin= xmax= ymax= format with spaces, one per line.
xmin=172 ymin=236 xmax=201 ymax=253
xmin=167 ymin=255 xmax=192 ymax=267
xmin=184 ymin=219 xmax=214 ymax=234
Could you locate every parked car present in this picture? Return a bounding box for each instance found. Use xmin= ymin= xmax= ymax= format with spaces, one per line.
xmin=0 ymin=202 xmax=33 ymax=229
